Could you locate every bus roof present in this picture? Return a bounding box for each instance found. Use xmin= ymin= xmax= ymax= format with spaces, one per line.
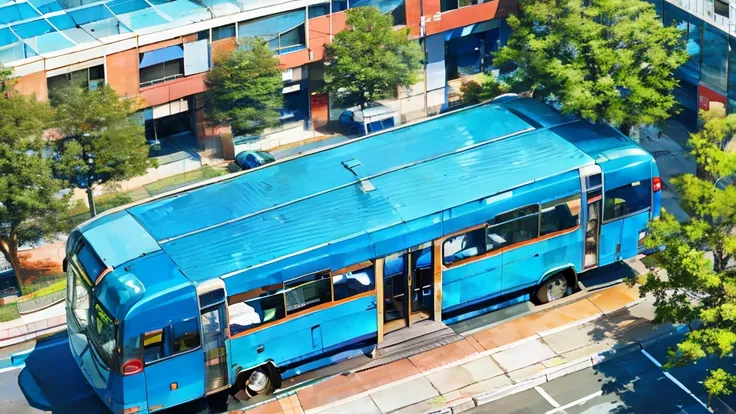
xmin=79 ymin=98 xmax=648 ymax=292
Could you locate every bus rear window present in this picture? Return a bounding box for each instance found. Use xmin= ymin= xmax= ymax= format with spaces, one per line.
xmin=604 ymin=180 xmax=651 ymax=221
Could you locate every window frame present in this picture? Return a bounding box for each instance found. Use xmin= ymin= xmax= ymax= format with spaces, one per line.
xmin=283 ymin=270 xmax=333 ymax=315
xmin=443 ymin=200 xmax=582 ymax=269
xmin=138 ymin=58 xmax=185 ymax=87
xmin=602 ymin=180 xmax=652 ymax=223
xmin=228 ymin=262 xmax=377 ymax=338
xmin=140 ymin=317 xmax=203 ymax=367
xmin=539 ymin=194 xmax=582 ymax=237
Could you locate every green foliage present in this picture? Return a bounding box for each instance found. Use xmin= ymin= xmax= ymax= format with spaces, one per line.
xmin=206 ymin=38 xmax=283 ymax=137
xmin=0 ymin=67 xmax=68 ymax=295
xmin=640 ymin=110 xmax=736 ymax=406
xmin=495 ymin=0 xmax=688 ymax=131
xmin=323 ymin=7 xmax=423 ymax=110
xmin=53 ymin=83 xmax=153 ymax=218
xmin=0 ymin=303 xmax=19 ymax=322
xmin=460 ymin=74 xmax=511 ymax=105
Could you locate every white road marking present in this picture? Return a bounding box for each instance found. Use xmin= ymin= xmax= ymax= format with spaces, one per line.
xmin=0 ymin=363 xmax=24 ymax=374
xmin=535 ymin=386 xmax=561 ymax=408
xmin=545 ymin=391 xmax=603 ymax=414
xmin=641 ymin=349 xmax=711 ymax=412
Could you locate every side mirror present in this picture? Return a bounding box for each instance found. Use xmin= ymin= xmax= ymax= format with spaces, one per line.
xmin=62 ymin=257 xmax=68 ymax=273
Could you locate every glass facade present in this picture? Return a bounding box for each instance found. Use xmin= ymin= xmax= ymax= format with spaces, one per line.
xmin=653 ymin=0 xmax=736 ymax=125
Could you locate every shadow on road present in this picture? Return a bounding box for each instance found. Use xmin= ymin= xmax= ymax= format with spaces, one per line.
xmin=584 ymin=302 xmax=733 ymax=413
xmin=17 ymin=331 xmax=109 ymax=414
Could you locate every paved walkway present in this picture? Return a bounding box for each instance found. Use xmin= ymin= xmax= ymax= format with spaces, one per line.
xmin=239 ymin=283 xmax=685 ymax=414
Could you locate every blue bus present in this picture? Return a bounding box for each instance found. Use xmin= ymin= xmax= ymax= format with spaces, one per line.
xmin=64 ymin=96 xmax=661 ymax=414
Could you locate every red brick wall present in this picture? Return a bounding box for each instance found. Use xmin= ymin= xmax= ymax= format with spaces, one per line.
xmin=139 ymin=73 xmax=207 ymax=107
xmin=310 ymin=93 xmax=330 ymax=129
xmin=308 ymin=12 xmax=349 ymax=61
xmin=106 ymin=48 xmax=140 ymax=99
xmin=13 ymin=70 xmax=48 ymax=101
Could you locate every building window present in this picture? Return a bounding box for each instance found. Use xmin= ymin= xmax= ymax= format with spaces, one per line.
xmin=47 ymin=64 xmax=105 ymax=102
xmin=239 ymin=10 xmax=306 ymax=55
xmin=443 ymin=228 xmax=486 ymax=265
xmin=441 ymin=0 xmax=486 ymax=12
xmin=212 ymin=24 xmax=235 ymax=41
xmin=701 ymin=23 xmax=728 ymax=95
xmin=603 ymin=180 xmax=652 ymax=221
xmin=715 ymin=0 xmax=729 ymax=18
xmin=139 ymin=45 xmax=184 ymax=87
xmin=309 ymin=3 xmax=330 ymax=18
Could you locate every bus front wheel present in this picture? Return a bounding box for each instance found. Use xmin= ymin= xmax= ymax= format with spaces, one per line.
xmin=535 ymin=273 xmax=569 ymax=304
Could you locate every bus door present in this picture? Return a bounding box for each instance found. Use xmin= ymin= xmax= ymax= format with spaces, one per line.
xmin=381 ymin=242 xmax=435 ymax=334
xmin=599 ymin=178 xmax=653 ymax=266
xmin=196 ymin=280 xmax=230 ymax=395
xmin=581 ymin=167 xmax=603 ymax=270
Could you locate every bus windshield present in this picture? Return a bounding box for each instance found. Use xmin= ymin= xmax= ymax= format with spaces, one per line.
xmin=68 ymin=244 xmax=117 ymax=369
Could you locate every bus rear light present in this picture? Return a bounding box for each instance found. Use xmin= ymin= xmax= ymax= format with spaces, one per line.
xmin=121 ymin=359 xmax=143 ymax=375
xmin=122 ymin=406 xmax=140 ymax=414
xmin=652 ymin=177 xmax=662 ymax=192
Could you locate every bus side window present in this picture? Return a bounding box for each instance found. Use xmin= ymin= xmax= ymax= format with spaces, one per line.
xmin=603 ymin=180 xmax=651 ymax=221
xmin=443 ymin=228 xmax=486 ymax=265
xmin=143 ymin=329 xmax=164 ymax=364
xmin=540 ymin=194 xmax=581 ymax=236
xmin=172 ymin=317 xmax=200 ymax=354
xmin=333 ymin=265 xmax=375 ymax=301
xmin=487 ymin=205 xmax=540 ymax=249
xmin=284 ymin=271 xmax=332 ymax=315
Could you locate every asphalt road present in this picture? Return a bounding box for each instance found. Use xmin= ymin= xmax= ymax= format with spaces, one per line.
xmin=468 ymin=336 xmax=735 ymax=414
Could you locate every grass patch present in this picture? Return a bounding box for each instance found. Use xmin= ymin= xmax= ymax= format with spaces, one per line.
xmin=0 ymin=303 xmax=19 ymax=322
xmin=20 ymin=273 xmax=65 ymax=295
xmin=64 ymin=192 xmax=133 ymax=229
xmin=18 ymin=278 xmax=66 ymax=303
xmin=641 ymin=252 xmax=663 ymax=269
xmin=144 ymin=166 xmax=227 ymax=196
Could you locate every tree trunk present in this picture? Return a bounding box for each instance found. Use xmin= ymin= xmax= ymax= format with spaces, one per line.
xmin=87 ymin=186 xmax=97 ymax=218
xmin=0 ymin=235 xmax=23 ymax=296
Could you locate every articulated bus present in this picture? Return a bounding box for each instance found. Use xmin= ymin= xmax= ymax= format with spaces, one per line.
xmin=64 ymin=96 xmax=661 ymax=413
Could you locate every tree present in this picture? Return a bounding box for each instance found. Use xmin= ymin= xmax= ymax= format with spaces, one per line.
xmin=494 ymin=0 xmax=688 ymax=134
xmin=639 ymin=110 xmax=736 ymax=408
xmin=53 ymin=83 xmax=153 ymax=217
xmin=323 ymin=6 xmax=424 ymax=110
xmin=0 ymin=67 xmax=68 ymax=294
xmin=460 ymin=74 xmax=511 ymax=106
xmin=205 ymin=37 xmax=283 ymax=137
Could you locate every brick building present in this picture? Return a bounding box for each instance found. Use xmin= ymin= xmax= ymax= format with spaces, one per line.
xmin=2 ymin=0 xmax=515 ymax=174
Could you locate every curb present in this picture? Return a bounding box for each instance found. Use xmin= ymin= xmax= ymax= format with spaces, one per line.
xmin=426 ymin=326 xmax=689 ymax=414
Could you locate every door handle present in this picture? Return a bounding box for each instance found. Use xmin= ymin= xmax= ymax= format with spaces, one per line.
xmin=365 ymin=301 xmax=377 ymax=310
xmin=256 ymin=344 xmax=265 ymax=354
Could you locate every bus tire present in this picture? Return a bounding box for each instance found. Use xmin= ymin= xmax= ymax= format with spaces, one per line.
xmin=239 ymin=366 xmax=274 ymax=398
xmin=535 ymin=273 xmax=569 ymax=304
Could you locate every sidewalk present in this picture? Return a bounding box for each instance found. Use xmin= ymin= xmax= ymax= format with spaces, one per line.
xmin=239 ymin=282 xmax=683 ymax=414
xmin=637 ymin=123 xmax=694 ymax=223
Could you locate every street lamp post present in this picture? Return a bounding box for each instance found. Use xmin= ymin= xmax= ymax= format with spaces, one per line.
xmin=83 ymin=133 xmax=97 ymax=217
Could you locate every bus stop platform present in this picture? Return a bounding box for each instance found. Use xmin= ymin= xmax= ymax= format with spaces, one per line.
xmin=230 ymin=265 xmax=664 ymax=414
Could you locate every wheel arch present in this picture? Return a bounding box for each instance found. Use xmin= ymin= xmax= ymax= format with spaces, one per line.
xmin=537 ymin=265 xmax=578 ymax=290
